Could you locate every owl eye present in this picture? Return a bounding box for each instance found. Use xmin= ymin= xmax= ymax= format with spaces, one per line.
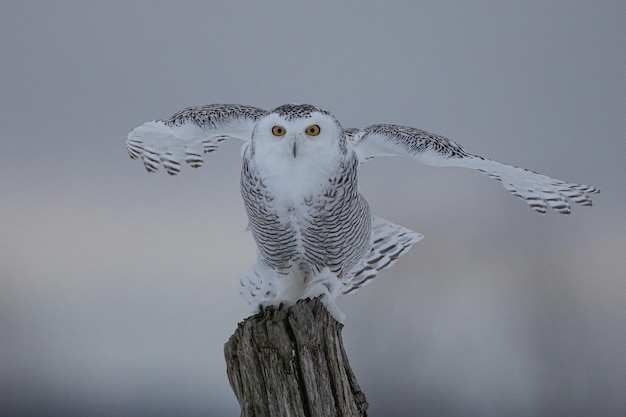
xmin=272 ymin=125 xmax=286 ymax=136
xmin=305 ymin=124 xmax=320 ymax=136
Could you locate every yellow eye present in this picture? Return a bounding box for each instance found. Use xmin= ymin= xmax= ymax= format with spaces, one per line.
xmin=272 ymin=125 xmax=286 ymax=136
xmin=305 ymin=124 xmax=320 ymax=136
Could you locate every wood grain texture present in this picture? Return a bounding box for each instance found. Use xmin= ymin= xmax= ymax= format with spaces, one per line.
xmin=225 ymin=298 xmax=368 ymax=417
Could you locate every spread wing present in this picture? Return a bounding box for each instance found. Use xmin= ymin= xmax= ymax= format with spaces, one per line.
xmin=347 ymin=124 xmax=599 ymax=215
xmin=126 ymin=104 xmax=268 ymax=175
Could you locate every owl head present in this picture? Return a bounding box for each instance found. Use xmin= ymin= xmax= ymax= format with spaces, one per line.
xmin=250 ymin=104 xmax=346 ymax=165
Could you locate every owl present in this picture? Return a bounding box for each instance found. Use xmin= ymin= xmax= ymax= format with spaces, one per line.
xmin=126 ymin=103 xmax=599 ymax=322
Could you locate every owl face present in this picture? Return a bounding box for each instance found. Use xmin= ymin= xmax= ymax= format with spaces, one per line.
xmin=251 ymin=105 xmax=344 ymax=163
xmin=248 ymin=105 xmax=347 ymax=199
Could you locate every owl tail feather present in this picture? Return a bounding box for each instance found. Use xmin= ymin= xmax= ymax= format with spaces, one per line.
xmin=343 ymin=216 xmax=423 ymax=295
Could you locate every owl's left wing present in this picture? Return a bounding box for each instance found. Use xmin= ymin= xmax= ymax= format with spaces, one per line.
xmin=126 ymin=104 xmax=268 ymax=175
xmin=347 ymin=124 xmax=599 ymax=215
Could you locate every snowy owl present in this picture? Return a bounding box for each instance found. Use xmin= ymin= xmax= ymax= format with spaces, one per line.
xmin=126 ymin=103 xmax=599 ymax=322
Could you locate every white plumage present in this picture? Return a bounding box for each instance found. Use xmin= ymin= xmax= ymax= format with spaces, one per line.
xmin=126 ymin=103 xmax=599 ymax=322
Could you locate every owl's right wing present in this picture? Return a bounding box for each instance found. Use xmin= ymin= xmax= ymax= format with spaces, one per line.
xmin=126 ymin=104 xmax=268 ymax=175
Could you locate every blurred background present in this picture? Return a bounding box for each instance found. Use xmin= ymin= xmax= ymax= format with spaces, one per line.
xmin=1 ymin=1 xmax=624 ymax=416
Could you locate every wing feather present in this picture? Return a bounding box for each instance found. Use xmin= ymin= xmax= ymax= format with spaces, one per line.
xmin=348 ymin=124 xmax=599 ymax=215
xmin=126 ymin=104 xmax=267 ymax=175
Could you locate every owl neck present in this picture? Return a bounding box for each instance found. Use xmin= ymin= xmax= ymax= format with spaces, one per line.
xmin=251 ymin=148 xmax=348 ymax=205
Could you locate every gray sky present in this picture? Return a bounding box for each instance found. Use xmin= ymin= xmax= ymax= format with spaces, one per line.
xmin=2 ymin=1 xmax=625 ymax=416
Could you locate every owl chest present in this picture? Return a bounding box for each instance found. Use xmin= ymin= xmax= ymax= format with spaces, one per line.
xmin=242 ymin=153 xmax=360 ymax=266
xmin=248 ymin=151 xmax=338 ymax=209
xmin=243 ymin=168 xmax=343 ymax=230
xmin=262 ymin=173 xmax=336 ymax=223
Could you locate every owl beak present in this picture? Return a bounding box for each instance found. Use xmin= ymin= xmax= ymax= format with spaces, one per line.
xmin=289 ymin=134 xmax=304 ymax=158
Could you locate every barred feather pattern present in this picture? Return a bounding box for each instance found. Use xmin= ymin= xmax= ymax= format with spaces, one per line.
xmin=241 ymin=154 xmax=372 ymax=280
xmin=271 ymin=103 xmax=333 ymax=121
xmin=472 ymin=160 xmax=598 ymax=215
xmin=240 ymin=157 xmax=298 ymax=273
xmin=350 ymin=123 xmax=599 ymax=215
xmin=163 ymin=103 xmax=267 ymax=129
xmin=363 ymin=124 xmax=473 ymax=159
xmin=343 ymin=217 xmax=423 ymax=294
xmin=125 ymin=104 xmax=266 ymax=175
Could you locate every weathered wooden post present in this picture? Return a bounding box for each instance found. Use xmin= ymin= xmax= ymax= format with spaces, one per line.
xmin=224 ymin=297 xmax=368 ymax=417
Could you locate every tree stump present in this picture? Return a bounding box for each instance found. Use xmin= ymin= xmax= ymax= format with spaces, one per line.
xmin=224 ymin=297 xmax=368 ymax=417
